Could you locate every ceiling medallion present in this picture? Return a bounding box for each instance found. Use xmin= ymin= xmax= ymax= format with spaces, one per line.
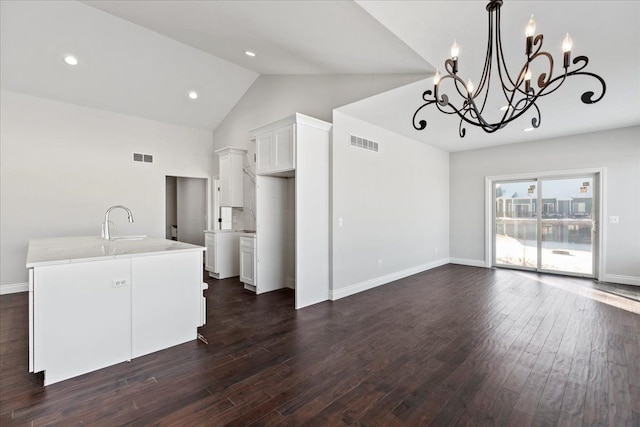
xmin=412 ymin=0 xmax=606 ymax=138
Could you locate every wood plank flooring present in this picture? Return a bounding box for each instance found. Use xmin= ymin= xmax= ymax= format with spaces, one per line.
xmin=1 ymin=264 xmax=639 ymax=426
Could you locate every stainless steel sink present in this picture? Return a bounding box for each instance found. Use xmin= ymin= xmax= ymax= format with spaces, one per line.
xmin=110 ymin=235 xmax=147 ymax=241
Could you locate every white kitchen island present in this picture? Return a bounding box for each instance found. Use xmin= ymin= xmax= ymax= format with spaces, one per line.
xmin=26 ymin=236 xmax=206 ymax=385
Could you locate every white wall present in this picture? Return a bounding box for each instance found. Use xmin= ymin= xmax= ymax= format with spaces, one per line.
xmin=212 ymin=73 xmax=427 ymax=230
xmin=331 ymin=111 xmax=450 ymax=299
xmin=450 ymin=126 xmax=640 ymax=284
xmin=0 ymin=90 xmax=213 ymax=290
xmin=165 ymin=176 xmax=177 ymax=239
xmin=176 ymin=177 xmax=207 ymax=246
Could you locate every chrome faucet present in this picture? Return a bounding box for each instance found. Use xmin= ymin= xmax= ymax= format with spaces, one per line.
xmin=101 ymin=205 xmax=134 ymax=240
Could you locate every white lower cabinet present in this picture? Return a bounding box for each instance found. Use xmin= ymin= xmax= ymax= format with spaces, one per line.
xmin=30 ymin=250 xmax=204 ymax=386
xmin=239 ymin=235 xmax=256 ymax=291
xmin=204 ymin=231 xmax=240 ymax=279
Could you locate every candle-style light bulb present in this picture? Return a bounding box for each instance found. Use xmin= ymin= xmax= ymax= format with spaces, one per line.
xmin=562 ymin=33 xmax=573 ymax=52
xmin=525 ymin=15 xmax=536 ymax=37
xmin=562 ymin=33 xmax=573 ymax=67
xmin=467 ymin=79 xmax=474 ymax=94
xmin=451 ymin=40 xmax=460 ymax=58
xmin=524 ymin=69 xmax=532 ymax=91
xmin=524 ymin=70 xmax=532 ymax=81
xmin=433 ymin=70 xmax=441 ymax=86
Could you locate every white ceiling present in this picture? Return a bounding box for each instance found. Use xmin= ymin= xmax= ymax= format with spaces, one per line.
xmin=0 ymin=0 xmax=258 ymax=130
xmin=82 ymin=0 xmax=431 ymax=75
xmin=2 ymin=1 xmax=639 ymax=151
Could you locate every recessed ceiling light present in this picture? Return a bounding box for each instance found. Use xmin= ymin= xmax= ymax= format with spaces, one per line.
xmin=188 ymin=91 xmax=198 ymax=100
xmin=244 ymin=51 xmax=256 ymax=57
xmin=63 ymin=55 xmax=78 ymax=66
xmin=524 ymin=127 xmax=535 ymax=132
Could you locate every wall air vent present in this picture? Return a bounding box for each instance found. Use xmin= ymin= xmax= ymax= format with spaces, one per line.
xmin=133 ymin=153 xmax=154 ymax=163
xmin=350 ymin=134 xmax=379 ymax=152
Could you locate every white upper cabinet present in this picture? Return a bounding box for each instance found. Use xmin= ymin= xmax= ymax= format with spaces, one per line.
xmin=255 ymin=123 xmax=296 ymax=175
xmin=215 ymin=147 xmax=246 ymax=207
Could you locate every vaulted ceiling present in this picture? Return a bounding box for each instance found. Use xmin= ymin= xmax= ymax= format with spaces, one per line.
xmin=2 ymin=1 xmax=638 ymax=152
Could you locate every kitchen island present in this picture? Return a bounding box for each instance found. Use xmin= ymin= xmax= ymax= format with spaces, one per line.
xmin=27 ymin=236 xmax=205 ymax=385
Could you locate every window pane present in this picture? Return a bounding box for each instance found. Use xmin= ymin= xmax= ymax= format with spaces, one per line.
xmin=495 ymin=181 xmax=537 ymax=268
xmin=540 ymin=177 xmax=593 ymax=275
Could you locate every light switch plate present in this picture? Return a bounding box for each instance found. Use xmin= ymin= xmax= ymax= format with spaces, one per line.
xmin=609 ymin=216 xmax=619 ymax=224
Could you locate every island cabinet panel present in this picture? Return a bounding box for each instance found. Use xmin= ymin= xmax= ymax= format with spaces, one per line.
xmin=131 ymin=251 xmax=202 ymax=358
xmin=27 ymin=236 xmax=205 ymax=386
xmin=34 ymin=259 xmax=132 ymax=386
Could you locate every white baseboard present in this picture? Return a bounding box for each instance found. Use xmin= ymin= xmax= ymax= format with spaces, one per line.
xmin=330 ymin=258 xmax=449 ymax=301
xmin=600 ymin=274 xmax=640 ymax=287
xmin=0 ymin=282 xmax=29 ymax=295
xmin=449 ymin=258 xmax=488 ymax=268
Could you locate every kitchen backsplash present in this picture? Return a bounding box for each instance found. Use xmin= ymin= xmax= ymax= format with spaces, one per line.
xmin=232 ymin=145 xmax=257 ymax=230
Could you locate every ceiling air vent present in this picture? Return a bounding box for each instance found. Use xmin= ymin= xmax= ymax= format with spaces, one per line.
xmin=350 ymin=134 xmax=378 ymax=152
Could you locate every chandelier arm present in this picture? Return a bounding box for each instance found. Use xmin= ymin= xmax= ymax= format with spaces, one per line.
xmin=440 ymin=71 xmax=474 ymax=102
xmin=434 ymin=93 xmax=461 ymax=115
xmin=412 ymin=91 xmax=436 ymax=130
xmin=535 ymin=56 xmax=606 ymax=104
xmin=530 ymin=51 xmax=554 ymax=92
xmin=475 ymin=9 xmax=494 ymax=97
xmin=479 ymin=59 xmax=496 ymax=115
xmin=412 ymin=89 xmax=462 ymax=130
xmin=458 ymin=118 xmax=467 ymax=138
xmin=494 ymin=6 xmax=518 ymax=89
xmin=493 ymin=94 xmax=541 ymax=128
xmin=475 ymin=16 xmax=495 ymax=116
xmin=457 ymin=97 xmax=498 ymax=130
xmin=444 ymin=59 xmax=471 ymax=99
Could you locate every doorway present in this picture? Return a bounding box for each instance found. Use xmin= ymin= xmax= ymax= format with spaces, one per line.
xmin=212 ymin=177 xmax=232 ymax=230
xmin=165 ymin=176 xmax=209 ymax=246
xmin=490 ymin=171 xmax=600 ymax=278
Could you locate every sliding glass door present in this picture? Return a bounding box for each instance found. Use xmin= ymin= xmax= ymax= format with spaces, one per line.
xmin=494 ymin=174 xmax=597 ymax=277
xmin=495 ymin=180 xmax=538 ymax=269
xmin=539 ymin=177 xmax=595 ymax=275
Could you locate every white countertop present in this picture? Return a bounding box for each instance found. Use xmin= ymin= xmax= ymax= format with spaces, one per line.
xmin=26 ymin=236 xmax=204 ymax=268
xmin=203 ymin=229 xmax=256 ymax=234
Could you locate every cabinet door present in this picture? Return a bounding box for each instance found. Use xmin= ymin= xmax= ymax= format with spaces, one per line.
xmin=34 ymin=260 xmax=132 ymax=385
xmin=132 ymin=252 xmax=201 ymax=358
xmin=239 ymin=246 xmax=255 ymax=285
xmin=274 ymin=124 xmax=295 ymax=172
xmin=256 ymin=132 xmax=273 ymax=175
xmin=219 ymin=153 xmax=231 ymax=206
xmin=204 ymin=234 xmax=215 ymax=272
xmin=205 ymin=244 xmax=215 ymax=272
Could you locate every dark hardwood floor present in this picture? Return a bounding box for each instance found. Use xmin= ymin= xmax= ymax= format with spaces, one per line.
xmin=1 ymin=264 xmax=639 ymax=426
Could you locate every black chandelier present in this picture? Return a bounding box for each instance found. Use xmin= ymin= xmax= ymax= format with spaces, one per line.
xmin=412 ymin=0 xmax=607 ymax=138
